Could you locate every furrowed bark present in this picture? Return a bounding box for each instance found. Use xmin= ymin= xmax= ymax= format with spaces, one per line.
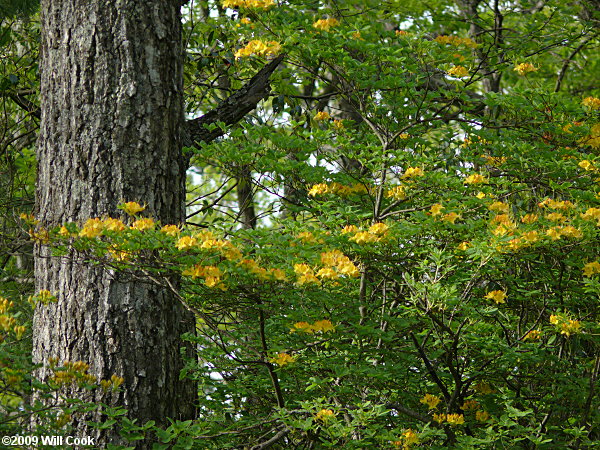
xmin=34 ymin=0 xmax=195 ymax=444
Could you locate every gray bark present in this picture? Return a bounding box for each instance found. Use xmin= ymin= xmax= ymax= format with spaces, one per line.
xmin=34 ymin=0 xmax=195 ymax=445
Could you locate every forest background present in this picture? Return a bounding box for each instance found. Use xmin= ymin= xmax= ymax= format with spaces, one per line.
xmin=0 ymin=0 xmax=599 ymax=448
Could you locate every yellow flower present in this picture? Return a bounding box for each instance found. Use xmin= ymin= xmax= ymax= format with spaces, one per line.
xmin=341 ymin=225 xmax=358 ymax=234
xmin=433 ymin=413 xmax=446 ymax=423
xmin=315 ymin=409 xmax=336 ymax=421
xmin=488 ymin=202 xmax=509 ymax=214
xmin=270 ymin=268 xmax=287 ymax=281
xmin=578 ymin=160 xmax=596 ymax=171
xmin=514 ymin=62 xmax=537 ymax=75
xmin=313 ymin=18 xmax=340 ymax=31
xmin=546 ymin=227 xmax=562 ymax=240
xmin=430 ymin=203 xmax=444 ymax=216
xmin=386 ymin=185 xmax=406 ymax=200
xmin=103 ymin=217 xmax=126 ymax=232
xmin=484 ymin=290 xmax=507 ymax=304
xmin=131 ymin=218 xmax=155 ymax=231
xmin=474 ymin=381 xmax=494 ymax=394
xmin=446 ymin=413 xmax=465 ymax=425
xmin=332 ymin=119 xmax=344 ymax=130
xmin=312 ymin=319 xmax=335 ymax=333
xmin=175 ymin=236 xmax=197 ymax=250
xmin=549 ymin=314 xmax=560 ymax=325
xmin=291 ymin=321 xmax=315 ymax=333
xmin=402 ymin=167 xmax=424 ymax=179
xmin=524 ymin=329 xmax=541 ymax=340
xmin=240 ymin=17 xmax=252 ymax=24
xmin=442 ymin=212 xmax=460 ymax=224
xmin=465 ymin=173 xmax=488 ymax=184
xmin=521 ymin=213 xmax=538 ymax=224
xmin=29 ymin=227 xmax=50 ymax=244
xmin=316 ymin=268 xmax=339 ymax=280
xmin=434 ymin=35 xmax=478 ymax=48
xmin=457 ymin=241 xmax=470 ymax=251
xmin=546 ymin=212 xmax=566 ymax=222
xmin=182 ymin=264 xmax=206 ymax=279
xmin=308 ymin=183 xmax=328 ymax=196
xmin=160 ymin=224 xmax=180 ymax=236
xmin=235 ymin=40 xmax=281 ymax=59
xmin=521 ymin=231 xmax=539 ymax=244
xmin=581 ymin=207 xmax=600 ymax=221
xmin=351 ymin=31 xmax=362 ymax=40
xmin=14 ymin=325 xmax=26 ymax=340
xmin=120 ymin=201 xmax=145 ymax=216
xmin=0 ymin=297 xmax=13 ymax=313
xmin=314 ymin=111 xmax=331 ymax=121
xmin=582 ymin=96 xmax=600 ymax=110
xmin=560 ymin=320 xmax=582 ymax=337
xmin=270 ymin=352 xmax=296 ymax=366
xmin=403 ymin=429 xmax=419 ymax=446
xmin=462 ymin=399 xmax=479 ymax=411
xmin=420 ymin=393 xmax=441 ymax=410
xmin=337 ymin=260 xmax=360 ymax=277
xmin=583 ymin=261 xmax=600 ymax=277
xmin=297 ymin=231 xmax=317 ymax=243
xmin=349 ymin=231 xmax=379 ymax=244
xmin=447 ymin=65 xmax=469 ymax=78
xmin=368 ymin=222 xmax=389 ymax=235
xmin=560 ymin=226 xmax=582 ymax=238
xmin=79 ymin=218 xmax=104 ymax=238
xmin=476 ymin=410 xmax=490 ymax=422
xmin=226 ymin=0 xmax=275 ymax=7
xmin=476 ymin=192 xmax=486 ymax=199
xmin=108 ymin=245 xmax=130 ymax=262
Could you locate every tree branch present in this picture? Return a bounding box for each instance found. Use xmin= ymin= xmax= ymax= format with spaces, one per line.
xmin=183 ymin=55 xmax=285 ymax=148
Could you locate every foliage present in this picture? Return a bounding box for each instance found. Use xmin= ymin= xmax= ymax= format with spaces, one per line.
xmin=2 ymin=0 xmax=600 ymax=448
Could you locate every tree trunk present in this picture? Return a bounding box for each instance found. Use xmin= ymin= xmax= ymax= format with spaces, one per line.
xmin=33 ymin=0 xmax=195 ymax=444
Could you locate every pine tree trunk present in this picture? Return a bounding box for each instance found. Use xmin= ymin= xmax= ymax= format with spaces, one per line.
xmin=33 ymin=0 xmax=195 ymax=444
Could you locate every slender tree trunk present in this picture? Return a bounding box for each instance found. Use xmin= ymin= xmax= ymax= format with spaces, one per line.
xmin=33 ymin=0 xmax=195 ymax=444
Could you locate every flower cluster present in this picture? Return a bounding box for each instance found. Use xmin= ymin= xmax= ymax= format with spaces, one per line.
xmin=420 ymin=393 xmax=441 ymax=409
xmin=434 ymin=35 xmax=478 ymax=48
xmin=120 ymin=201 xmax=145 ymax=215
xmin=320 ymin=249 xmax=360 ymax=277
xmin=447 ymin=65 xmax=469 ymax=78
xmin=549 ymin=314 xmax=582 ymax=337
xmin=270 ymin=352 xmax=296 ymax=366
xmin=315 ymin=409 xmax=336 ymax=421
xmin=222 ymin=0 xmax=274 ymax=9
xmin=234 ymin=40 xmax=281 ymax=59
xmin=582 ymin=96 xmax=600 ymax=110
xmin=313 ymin=111 xmax=330 ymax=121
xmin=401 ymin=167 xmax=424 ymax=179
xmin=50 ymin=360 xmax=97 ymax=387
xmin=291 ymin=319 xmax=335 ymax=333
xmin=182 ymin=264 xmax=227 ymax=290
xmin=514 ymin=62 xmax=537 ymax=75
xmin=308 ymin=182 xmax=367 ymax=197
xmin=583 ymin=261 xmax=600 ymax=277
xmin=546 ymin=225 xmax=582 ymax=240
xmin=313 ymin=18 xmax=340 ymax=31
xmin=434 ymin=413 xmax=464 ymax=425
xmin=464 ymin=173 xmax=488 ymax=184
xmin=386 ymin=185 xmax=406 ymax=200
xmin=348 ymin=222 xmax=389 ymax=244
xmin=100 ymin=374 xmax=125 ymax=392
xmin=239 ymin=258 xmax=287 ymax=281
xmin=538 ymin=198 xmax=575 ymax=210
xmin=523 ymin=329 xmax=541 ymax=340
xmin=484 ymin=290 xmax=507 ymax=304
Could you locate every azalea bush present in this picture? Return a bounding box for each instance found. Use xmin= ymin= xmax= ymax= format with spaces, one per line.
xmin=3 ymin=0 xmax=600 ymax=448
